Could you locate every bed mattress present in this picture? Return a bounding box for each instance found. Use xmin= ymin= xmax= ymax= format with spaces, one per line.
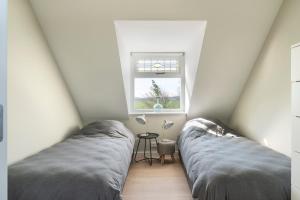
xmin=178 ymin=120 xmax=291 ymax=200
xmin=9 ymin=120 xmax=135 ymax=200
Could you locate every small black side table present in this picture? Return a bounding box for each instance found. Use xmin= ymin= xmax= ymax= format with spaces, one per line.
xmin=134 ymin=132 xmax=159 ymax=165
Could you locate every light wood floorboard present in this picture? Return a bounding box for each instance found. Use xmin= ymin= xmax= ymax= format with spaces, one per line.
xmin=122 ymin=154 xmax=192 ymax=200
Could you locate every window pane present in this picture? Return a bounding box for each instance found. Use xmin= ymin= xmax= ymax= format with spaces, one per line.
xmin=136 ymin=59 xmax=179 ymax=73
xmin=134 ymin=78 xmax=181 ymax=110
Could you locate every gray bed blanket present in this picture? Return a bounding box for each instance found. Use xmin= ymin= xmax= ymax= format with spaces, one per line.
xmin=178 ymin=120 xmax=291 ymax=200
xmin=9 ymin=120 xmax=135 ymax=200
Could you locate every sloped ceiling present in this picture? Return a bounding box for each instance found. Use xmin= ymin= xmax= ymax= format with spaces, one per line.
xmin=30 ymin=0 xmax=283 ymax=123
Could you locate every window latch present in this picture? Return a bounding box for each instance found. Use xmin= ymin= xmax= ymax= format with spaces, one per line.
xmin=155 ymin=72 xmax=165 ymax=75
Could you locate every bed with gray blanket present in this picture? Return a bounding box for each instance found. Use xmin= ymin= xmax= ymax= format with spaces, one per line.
xmin=178 ymin=118 xmax=291 ymax=200
xmin=8 ymin=120 xmax=135 ymax=200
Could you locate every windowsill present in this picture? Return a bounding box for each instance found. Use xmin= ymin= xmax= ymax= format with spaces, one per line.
xmin=128 ymin=111 xmax=187 ymax=116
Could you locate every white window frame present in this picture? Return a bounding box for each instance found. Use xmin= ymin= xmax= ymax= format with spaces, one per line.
xmin=130 ymin=52 xmax=185 ymax=113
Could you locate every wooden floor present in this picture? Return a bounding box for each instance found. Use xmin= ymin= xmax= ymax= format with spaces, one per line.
xmin=122 ymin=154 xmax=193 ymax=200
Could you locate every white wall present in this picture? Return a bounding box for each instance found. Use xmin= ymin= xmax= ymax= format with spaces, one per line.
xmin=0 ymin=0 xmax=7 ymax=198
xmin=8 ymin=0 xmax=82 ymax=164
xmin=230 ymin=0 xmax=300 ymax=157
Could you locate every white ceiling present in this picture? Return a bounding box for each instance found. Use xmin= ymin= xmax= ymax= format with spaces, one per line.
xmin=30 ymin=0 xmax=283 ymax=122
xmin=114 ymin=20 xmax=207 ymax=112
xmin=114 ymin=21 xmax=206 ymax=51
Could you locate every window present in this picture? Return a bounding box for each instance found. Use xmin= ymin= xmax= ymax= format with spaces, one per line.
xmin=131 ymin=53 xmax=185 ymax=113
